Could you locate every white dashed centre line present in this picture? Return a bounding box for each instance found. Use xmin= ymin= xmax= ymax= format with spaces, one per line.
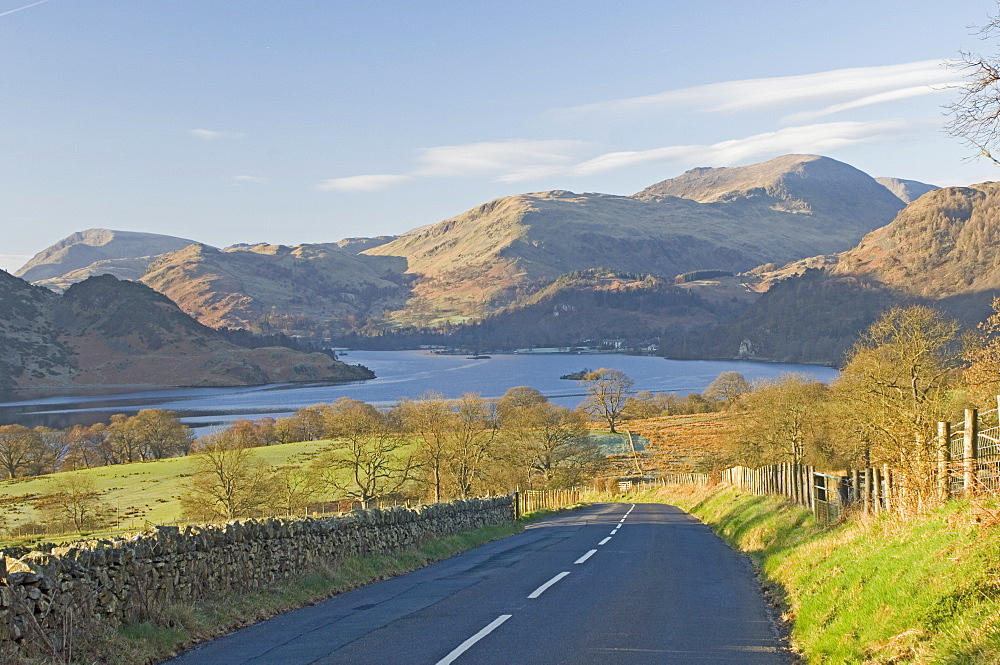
xmin=435 ymin=614 xmax=512 ymax=665
xmin=610 ymin=528 xmax=618 ymax=535
xmin=528 ymin=571 xmax=571 ymax=599
xmin=575 ymin=549 xmax=597 ymax=564
xmin=598 ymin=537 xmax=611 ymax=545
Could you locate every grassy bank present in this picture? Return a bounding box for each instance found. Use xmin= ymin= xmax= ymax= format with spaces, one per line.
xmin=623 ymin=485 xmax=1000 ymax=664
xmin=10 ymin=517 xmax=538 ymax=665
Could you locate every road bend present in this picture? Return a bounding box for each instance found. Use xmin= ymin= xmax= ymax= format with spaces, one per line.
xmin=164 ymin=503 xmax=790 ymax=665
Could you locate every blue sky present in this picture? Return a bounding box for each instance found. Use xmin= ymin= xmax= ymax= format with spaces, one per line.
xmin=3 ymin=0 xmax=999 ymax=272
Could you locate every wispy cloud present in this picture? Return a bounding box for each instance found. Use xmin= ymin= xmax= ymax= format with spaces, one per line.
xmin=571 ymin=119 xmax=926 ymax=176
xmin=0 ymin=0 xmax=52 ymax=19
xmin=231 ymin=175 xmax=267 ymax=184
xmin=556 ymin=60 xmax=954 ymax=118
xmin=318 ymin=140 xmax=590 ymax=192
xmin=317 ymin=117 xmax=934 ymax=193
xmin=413 ymin=139 xmax=590 ymax=179
xmin=189 ymin=128 xmax=246 ymax=140
xmin=783 ymin=84 xmax=959 ymax=124
xmin=318 ymin=174 xmax=414 ymax=192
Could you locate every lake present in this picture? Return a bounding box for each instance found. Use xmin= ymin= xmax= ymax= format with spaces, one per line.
xmin=0 ymin=351 xmax=839 ymax=435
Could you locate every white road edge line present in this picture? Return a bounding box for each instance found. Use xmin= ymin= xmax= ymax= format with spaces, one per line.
xmin=599 ymin=536 xmax=611 ymax=545
xmin=528 ymin=571 xmax=571 ymax=599
xmin=575 ymin=549 xmax=597 ymax=564
xmin=435 ymin=614 xmax=512 ymax=665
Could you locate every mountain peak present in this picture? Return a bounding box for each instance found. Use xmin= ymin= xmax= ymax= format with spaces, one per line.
xmin=632 ymin=154 xmax=905 ymax=221
xmin=634 ymin=154 xmax=874 ymax=202
xmin=874 ymin=177 xmax=939 ymax=204
xmin=15 ymin=228 xmax=200 ymax=284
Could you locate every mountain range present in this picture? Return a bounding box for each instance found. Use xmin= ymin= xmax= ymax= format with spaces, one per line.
xmin=16 ymin=152 xmax=984 ymax=373
xmin=16 ymin=155 xmax=917 ymax=340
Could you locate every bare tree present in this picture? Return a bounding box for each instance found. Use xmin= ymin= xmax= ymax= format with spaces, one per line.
xmin=834 ymin=306 xmax=962 ymax=507
xmin=181 ymin=432 xmax=277 ymax=520
xmin=35 ymin=472 xmax=113 ymax=533
xmin=131 ymin=409 xmax=193 ymax=459
xmin=703 ymin=372 xmax=751 ymax=408
xmin=271 ymin=465 xmax=321 ymax=516
xmin=444 ymin=393 xmax=498 ymax=499
xmin=0 ymin=425 xmax=39 ymax=479
xmin=312 ymin=398 xmax=415 ymax=504
xmin=393 ymin=393 xmax=454 ymax=502
xmin=580 ymin=369 xmax=634 ymax=433
xmin=728 ymin=374 xmax=831 ymax=467
xmin=947 ymin=4 xmax=1000 ymax=161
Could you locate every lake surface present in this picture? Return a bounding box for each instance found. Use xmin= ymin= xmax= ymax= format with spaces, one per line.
xmin=0 ymin=351 xmax=838 ymax=435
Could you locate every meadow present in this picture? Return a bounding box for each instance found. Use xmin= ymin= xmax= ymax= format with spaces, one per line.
xmin=0 ymin=428 xmax=647 ymax=544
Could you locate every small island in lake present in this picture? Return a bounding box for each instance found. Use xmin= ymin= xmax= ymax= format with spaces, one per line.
xmin=560 ymin=368 xmax=592 ymax=380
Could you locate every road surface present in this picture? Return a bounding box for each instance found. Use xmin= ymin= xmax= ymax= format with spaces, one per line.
xmin=164 ymin=503 xmax=790 ymax=664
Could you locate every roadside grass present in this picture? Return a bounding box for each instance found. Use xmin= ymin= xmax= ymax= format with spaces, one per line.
xmin=22 ymin=518 xmax=533 ymax=665
xmin=622 ymin=484 xmax=1000 ymax=664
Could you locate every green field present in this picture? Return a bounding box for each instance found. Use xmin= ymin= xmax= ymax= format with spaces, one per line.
xmin=0 ymin=430 xmax=621 ymax=545
xmin=0 ymin=439 xmax=335 ymax=541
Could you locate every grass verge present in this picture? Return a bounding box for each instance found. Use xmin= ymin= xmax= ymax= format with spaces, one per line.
xmin=622 ymin=484 xmax=1000 ymax=664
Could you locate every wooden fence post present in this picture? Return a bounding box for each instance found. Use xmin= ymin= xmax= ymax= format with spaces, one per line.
xmin=873 ymin=467 xmax=883 ymax=513
xmin=964 ymin=408 xmax=978 ymax=495
xmin=938 ymin=421 xmax=951 ymax=503
xmin=883 ymin=464 xmax=893 ymax=513
xmin=863 ymin=466 xmax=871 ymax=515
xmin=850 ymin=469 xmax=860 ymax=508
xmin=807 ymin=466 xmax=815 ymax=511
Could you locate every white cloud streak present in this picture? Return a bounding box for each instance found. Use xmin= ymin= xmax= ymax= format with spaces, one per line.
xmin=231 ymin=175 xmax=267 ymax=184
xmin=413 ymin=139 xmax=590 ymax=178
xmin=0 ymin=0 xmax=51 ymax=19
xmin=571 ymin=120 xmax=925 ymax=176
xmin=190 ymin=128 xmax=246 ymax=140
xmin=318 ymin=139 xmax=591 ymax=192
xmin=557 ymin=60 xmax=955 ymax=118
xmin=783 ymin=84 xmax=960 ymax=124
xmin=318 ymin=117 xmax=936 ymax=192
xmin=318 ymin=174 xmax=414 ymax=192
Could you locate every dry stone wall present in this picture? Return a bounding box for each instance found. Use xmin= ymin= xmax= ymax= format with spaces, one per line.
xmin=0 ymin=496 xmax=514 ymax=654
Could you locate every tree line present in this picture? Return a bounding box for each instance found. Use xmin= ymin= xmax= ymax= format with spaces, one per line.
xmin=0 ymin=409 xmax=193 ymax=480
xmin=716 ymin=302 xmax=1000 ymax=513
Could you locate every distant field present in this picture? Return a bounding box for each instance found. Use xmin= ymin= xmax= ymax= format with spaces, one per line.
xmin=588 ymin=429 xmax=648 ymax=455
xmin=0 ymin=439 xmax=335 ymax=543
xmin=0 ymin=430 xmax=635 ymax=544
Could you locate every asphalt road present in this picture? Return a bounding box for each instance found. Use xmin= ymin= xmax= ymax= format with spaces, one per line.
xmin=164 ymin=503 xmax=790 ymax=665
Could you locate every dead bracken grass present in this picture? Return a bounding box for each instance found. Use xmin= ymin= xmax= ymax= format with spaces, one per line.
xmin=624 ymin=412 xmax=737 ymax=473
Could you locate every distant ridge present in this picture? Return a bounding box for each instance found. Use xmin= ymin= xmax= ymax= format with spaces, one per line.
xmin=874 ymin=177 xmax=939 ymax=204
xmin=663 ymin=181 xmax=1000 ymax=365
xmin=17 ymin=154 xmax=926 ymax=344
xmin=0 ymin=272 xmax=374 ymax=390
xmin=15 ymin=228 xmax=198 ymax=288
xmin=364 ymin=154 xmax=906 ymax=325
